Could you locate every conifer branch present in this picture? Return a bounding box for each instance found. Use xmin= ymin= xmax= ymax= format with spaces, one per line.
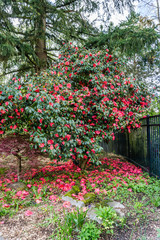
xmin=0 ymin=67 xmax=32 ymax=77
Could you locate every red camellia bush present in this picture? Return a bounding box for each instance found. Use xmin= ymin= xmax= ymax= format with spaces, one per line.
xmin=0 ymin=44 xmax=151 ymax=169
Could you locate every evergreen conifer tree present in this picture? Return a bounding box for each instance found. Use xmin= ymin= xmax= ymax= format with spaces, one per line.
xmin=86 ymin=12 xmax=160 ymax=81
xmin=0 ymin=0 xmax=137 ymax=77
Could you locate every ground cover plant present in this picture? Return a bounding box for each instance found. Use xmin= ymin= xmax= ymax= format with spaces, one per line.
xmin=0 ymin=44 xmax=151 ymax=170
xmin=0 ymin=152 xmax=160 ymax=239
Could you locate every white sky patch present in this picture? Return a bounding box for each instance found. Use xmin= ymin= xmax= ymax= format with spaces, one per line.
xmin=87 ymin=0 xmax=140 ymax=29
xmin=135 ymin=0 xmax=159 ymax=25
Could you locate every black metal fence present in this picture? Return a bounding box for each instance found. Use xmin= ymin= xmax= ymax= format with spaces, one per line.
xmin=101 ymin=115 xmax=160 ymax=178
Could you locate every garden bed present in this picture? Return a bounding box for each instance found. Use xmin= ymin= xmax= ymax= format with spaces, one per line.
xmin=0 ymin=152 xmax=160 ymax=240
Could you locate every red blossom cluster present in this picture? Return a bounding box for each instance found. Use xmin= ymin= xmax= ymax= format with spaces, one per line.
xmin=0 ymin=44 xmax=150 ymax=168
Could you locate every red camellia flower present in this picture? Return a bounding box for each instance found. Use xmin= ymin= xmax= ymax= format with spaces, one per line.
xmin=49 ymin=102 xmax=53 ymax=106
xmin=65 ymin=61 xmax=69 ymax=66
xmin=67 ymin=83 xmax=71 ymax=88
xmin=54 ymin=86 xmax=59 ymax=91
xmin=48 ymin=139 xmax=54 ymax=144
xmin=8 ymin=95 xmax=13 ymax=100
xmin=65 ymin=134 xmax=71 ymax=141
xmin=39 ymin=143 xmax=45 ymax=148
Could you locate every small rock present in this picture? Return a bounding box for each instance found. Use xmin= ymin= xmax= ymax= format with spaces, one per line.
xmin=7 ymin=182 xmax=26 ymax=191
xmin=114 ymin=208 xmax=125 ymax=218
xmin=87 ymin=206 xmax=102 ymax=224
xmin=107 ymin=201 xmax=125 ymax=209
xmin=107 ymin=201 xmax=125 ymax=218
xmin=62 ymin=196 xmax=85 ymax=208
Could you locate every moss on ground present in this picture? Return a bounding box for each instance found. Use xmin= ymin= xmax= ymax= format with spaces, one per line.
xmin=64 ymin=185 xmax=81 ymax=198
xmin=83 ymin=192 xmax=96 ymax=205
xmin=0 ymin=167 xmax=7 ymax=176
xmin=95 ymin=199 xmax=111 ymax=208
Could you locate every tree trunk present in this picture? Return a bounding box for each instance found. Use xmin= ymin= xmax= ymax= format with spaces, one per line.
xmin=14 ymin=153 xmax=22 ymax=181
xmin=156 ymin=0 xmax=160 ymax=25
xmin=78 ymin=158 xmax=88 ymax=170
xmin=17 ymin=157 xmax=21 ymax=182
xmin=35 ymin=3 xmax=47 ymax=72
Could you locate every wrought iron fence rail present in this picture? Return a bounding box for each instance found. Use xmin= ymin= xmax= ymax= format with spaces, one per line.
xmin=103 ymin=114 xmax=160 ymax=179
xmin=141 ymin=124 xmax=160 ymax=127
xmin=140 ymin=114 xmax=160 ymax=120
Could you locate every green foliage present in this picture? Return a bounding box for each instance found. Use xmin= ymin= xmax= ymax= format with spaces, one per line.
xmin=78 ymin=221 xmax=101 ymax=240
xmin=95 ymin=206 xmax=120 ymax=234
xmin=64 ymin=208 xmax=88 ymax=232
xmin=133 ymin=201 xmax=146 ymax=220
xmin=157 ymin=228 xmax=160 ymax=238
xmin=42 ymin=207 xmax=88 ymax=239
xmin=0 ymin=167 xmax=7 ymax=176
xmin=83 ymin=193 xmax=96 ymax=205
xmin=0 ymin=207 xmax=15 ymax=217
xmin=86 ymin=12 xmax=160 ymax=85
xmin=86 ymin=12 xmax=159 ymax=61
xmin=150 ymin=195 xmax=160 ymax=207
xmin=146 ymin=97 xmax=160 ymax=116
xmin=0 ymin=44 xmax=151 ymax=168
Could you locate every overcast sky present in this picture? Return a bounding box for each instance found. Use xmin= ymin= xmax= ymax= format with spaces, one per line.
xmin=88 ymin=0 xmax=138 ymax=28
xmin=90 ymin=0 xmax=159 ymax=28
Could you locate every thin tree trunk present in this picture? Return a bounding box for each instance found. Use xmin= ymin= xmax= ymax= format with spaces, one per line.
xmin=14 ymin=153 xmax=22 ymax=181
xmin=156 ymin=0 xmax=160 ymax=24
xmin=17 ymin=157 xmax=21 ymax=181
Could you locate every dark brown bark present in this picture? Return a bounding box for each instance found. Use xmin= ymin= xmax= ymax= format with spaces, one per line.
xmin=78 ymin=158 xmax=88 ymax=170
xmin=35 ymin=5 xmax=47 ymax=72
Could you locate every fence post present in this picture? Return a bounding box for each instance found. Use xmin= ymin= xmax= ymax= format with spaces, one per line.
xmin=147 ymin=116 xmax=151 ymax=176
xmin=127 ymin=132 xmax=130 ymax=159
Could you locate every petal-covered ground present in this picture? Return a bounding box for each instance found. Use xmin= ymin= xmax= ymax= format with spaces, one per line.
xmin=0 ymin=156 xmax=150 ymax=211
xmin=0 ymin=154 xmax=160 ymax=240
